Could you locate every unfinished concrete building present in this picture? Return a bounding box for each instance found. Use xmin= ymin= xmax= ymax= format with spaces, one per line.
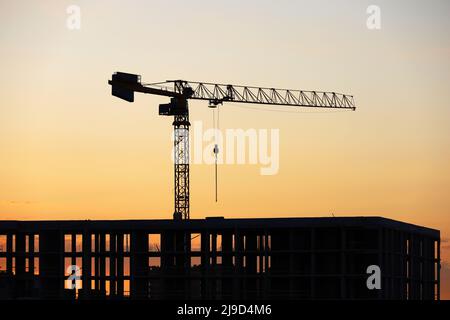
xmin=0 ymin=217 xmax=440 ymax=300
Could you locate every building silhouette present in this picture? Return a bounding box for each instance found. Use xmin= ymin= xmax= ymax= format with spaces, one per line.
xmin=0 ymin=217 xmax=440 ymax=300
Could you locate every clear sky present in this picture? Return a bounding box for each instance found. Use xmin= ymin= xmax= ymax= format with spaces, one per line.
xmin=1 ymin=0 xmax=449 ymax=298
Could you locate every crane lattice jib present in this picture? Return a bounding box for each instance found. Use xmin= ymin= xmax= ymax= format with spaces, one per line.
xmin=148 ymin=80 xmax=355 ymax=110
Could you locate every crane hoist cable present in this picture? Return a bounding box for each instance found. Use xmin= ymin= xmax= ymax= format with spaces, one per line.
xmin=211 ymin=104 xmax=220 ymax=202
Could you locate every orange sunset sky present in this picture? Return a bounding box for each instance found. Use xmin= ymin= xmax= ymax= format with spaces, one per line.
xmin=1 ymin=0 xmax=449 ymax=298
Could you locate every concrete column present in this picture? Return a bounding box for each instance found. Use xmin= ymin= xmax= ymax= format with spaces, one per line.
xmin=288 ymin=229 xmax=294 ymax=299
xmin=247 ymin=232 xmax=257 ymax=299
xmin=389 ymin=229 xmax=394 ymax=299
xmin=59 ymin=231 xmax=65 ymax=299
xmin=222 ymin=232 xmax=233 ymax=299
xmin=377 ymin=228 xmax=383 ymax=299
xmin=130 ymin=231 xmax=147 ymax=299
xmin=82 ymin=229 xmax=91 ymax=296
xmin=110 ymin=232 xmax=116 ymax=297
xmin=201 ymin=231 xmax=209 ymax=299
xmin=401 ymin=232 xmax=407 ymax=299
xmin=99 ymin=233 xmax=105 ymax=294
xmin=116 ymin=233 xmax=124 ymax=297
xmin=310 ymin=228 xmax=316 ymax=299
xmin=437 ymin=238 xmax=440 ymax=300
xmin=263 ymin=230 xmax=270 ymax=299
xmin=29 ymin=234 xmax=34 ymax=276
xmin=211 ymin=233 xmax=217 ymax=267
xmin=7 ymin=233 xmax=13 ymax=274
xmin=340 ymin=228 xmax=346 ymax=299
xmin=233 ymin=231 xmax=242 ymax=299
xmin=15 ymin=233 xmax=25 ymax=276
xmin=238 ymin=232 xmax=245 ymax=299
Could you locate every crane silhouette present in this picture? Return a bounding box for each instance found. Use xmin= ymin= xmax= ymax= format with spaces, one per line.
xmin=108 ymin=72 xmax=356 ymax=220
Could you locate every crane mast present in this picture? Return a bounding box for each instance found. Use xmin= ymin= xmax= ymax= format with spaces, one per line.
xmin=108 ymin=72 xmax=356 ymax=220
xmin=172 ymin=106 xmax=190 ymax=220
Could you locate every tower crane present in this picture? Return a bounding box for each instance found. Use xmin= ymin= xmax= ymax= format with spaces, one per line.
xmin=108 ymin=72 xmax=356 ymax=220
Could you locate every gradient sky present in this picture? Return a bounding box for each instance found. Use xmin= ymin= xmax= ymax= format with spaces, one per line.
xmin=1 ymin=0 xmax=449 ymax=298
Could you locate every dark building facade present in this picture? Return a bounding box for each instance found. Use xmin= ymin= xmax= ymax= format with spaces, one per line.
xmin=0 ymin=217 xmax=440 ymax=300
